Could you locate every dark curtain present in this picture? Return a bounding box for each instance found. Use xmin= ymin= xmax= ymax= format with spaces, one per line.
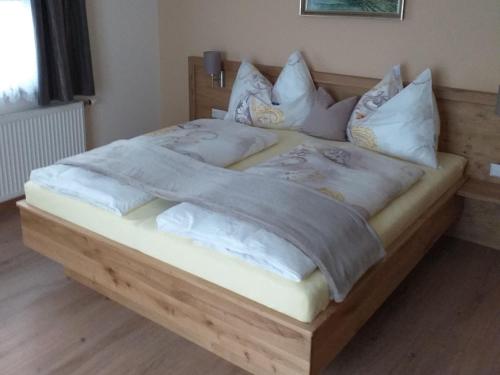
xmin=31 ymin=0 xmax=95 ymax=105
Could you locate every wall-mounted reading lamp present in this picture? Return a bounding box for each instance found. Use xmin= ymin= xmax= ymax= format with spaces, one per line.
xmin=204 ymin=51 xmax=225 ymax=88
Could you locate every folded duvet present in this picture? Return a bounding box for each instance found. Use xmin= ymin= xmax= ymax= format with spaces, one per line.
xmin=29 ymin=119 xmax=278 ymax=215
xmin=30 ymin=165 xmax=153 ymax=215
xmin=157 ymin=141 xmax=424 ymax=281
xmin=133 ymin=119 xmax=278 ymax=167
xmin=157 ymin=202 xmax=317 ymax=281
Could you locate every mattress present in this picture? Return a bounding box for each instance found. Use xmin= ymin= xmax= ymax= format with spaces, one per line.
xmin=25 ymin=129 xmax=467 ymax=323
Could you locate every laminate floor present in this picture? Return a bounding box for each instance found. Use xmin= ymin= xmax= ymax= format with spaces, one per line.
xmin=1 ymin=206 xmax=499 ymax=375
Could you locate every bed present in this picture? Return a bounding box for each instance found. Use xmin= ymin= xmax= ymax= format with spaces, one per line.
xmin=18 ymin=56 xmax=498 ymax=375
xmin=23 ymin=129 xmax=466 ymax=323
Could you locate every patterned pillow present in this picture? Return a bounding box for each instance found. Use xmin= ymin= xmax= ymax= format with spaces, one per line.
xmin=347 ymin=65 xmax=403 ymax=133
xmin=225 ymin=51 xmax=315 ymax=129
xmin=348 ymin=69 xmax=440 ymax=168
xmin=225 ymin=62 xmax=273 ymax=125
xmin=247 ymin=95 xmax=286 ymax=128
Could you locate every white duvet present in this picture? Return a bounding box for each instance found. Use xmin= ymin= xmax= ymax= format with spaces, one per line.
xmin=30 ymin=165 xmax=153 ymax=216
xmin=29 ymin=119 xmax=278 ymax=215
xmin=157 ymin=203 xmax=317 ymax=281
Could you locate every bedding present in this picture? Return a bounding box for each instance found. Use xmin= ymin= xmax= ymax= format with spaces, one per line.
xmin=301 ymin=87 xmax=359 ymax=141
xmin=57 ymin=137 xmax=383 ymax=302
xmin=24 ymin=130 xmax=467 ymax=322
xmin=225 ymin=51 xmax=315 ymax=129
xmin=158 ymin=202 xmax=317 ymax=281
xmin=158 ymin=141 xmax=423 ymax=282
xmin=29 ymin=119 xmax=278 ymax=215
xmin=348 ymin=68 xmax=440 ymax=168
xmin=225 ymin=61 xmax=271 ymax=124
xmin=134 ymin=119 xmax=278 ymax=167
xmin=347 ymin=65 xmax=403 ymax=128
xmin=30 ymin=165 xmax=153 ymax=216
xmin=248 ymin=141 xmax=423 ymax=217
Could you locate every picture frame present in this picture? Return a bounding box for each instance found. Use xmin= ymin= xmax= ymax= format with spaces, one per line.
xmin=300 ymin=0 xmax=405 ymax=20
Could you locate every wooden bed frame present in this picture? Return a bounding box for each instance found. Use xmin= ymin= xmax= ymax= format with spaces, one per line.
xmin=18 ymin=56 xmax=499 ymax=374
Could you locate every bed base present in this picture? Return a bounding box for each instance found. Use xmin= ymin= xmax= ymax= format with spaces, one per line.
xmin=17 ymin=179 xmax=464 ymax=375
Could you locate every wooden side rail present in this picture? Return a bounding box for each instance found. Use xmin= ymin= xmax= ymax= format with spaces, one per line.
xmin=17 ymin=177 xmax=463 ymax=374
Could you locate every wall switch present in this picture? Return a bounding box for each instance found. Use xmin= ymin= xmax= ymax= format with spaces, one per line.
xmin=490 ymin=163 xmax=500 ymax=178
xmin=212 ymin=108 xmax=227 ymax=120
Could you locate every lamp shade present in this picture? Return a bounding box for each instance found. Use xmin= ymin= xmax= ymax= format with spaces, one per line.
xmin=203 ymin=51 xmax=222 ymax=76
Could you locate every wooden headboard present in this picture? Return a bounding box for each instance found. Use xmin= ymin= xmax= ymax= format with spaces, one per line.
xmin=189 ymin=56 xmax=500 ymax=183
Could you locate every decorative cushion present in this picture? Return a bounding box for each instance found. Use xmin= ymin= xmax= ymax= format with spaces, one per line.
xmin=225 ymin=51 xmax=316 ymax=129
xmin=301 ymin=87 xmax=359 ymax=141
xmin=348 ymin=69 xmax=440 ymax=168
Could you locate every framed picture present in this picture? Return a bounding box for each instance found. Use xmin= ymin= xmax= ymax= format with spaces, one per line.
xmin=300 ymin=0 xmax=405 ymax=19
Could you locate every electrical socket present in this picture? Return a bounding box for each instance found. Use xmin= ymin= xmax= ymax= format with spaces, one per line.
xmin=490 ymin=163 xmax=500 ymax=178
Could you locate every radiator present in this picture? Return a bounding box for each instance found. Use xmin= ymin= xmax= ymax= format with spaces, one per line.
xmin=0 ymin=102 xmax=86 ymax=202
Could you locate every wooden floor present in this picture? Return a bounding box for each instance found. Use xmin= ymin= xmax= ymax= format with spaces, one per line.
xmin=1 ymin=206 xmax=499 ymax=375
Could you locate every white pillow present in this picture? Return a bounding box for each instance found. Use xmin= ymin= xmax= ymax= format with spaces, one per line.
xmin=225 ymin=51 xmax=315 ymax=129
xmin=225 ymin=62 xmax=273 ymax=125
xmin=348 ymin=65 xmax=403 ymax=127
xmin=272 ymin=51 xmax=315 ymax=105
xmin=348 ymin=69 xmax=440 ymax=168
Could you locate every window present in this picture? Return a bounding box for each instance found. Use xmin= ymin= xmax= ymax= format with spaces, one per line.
xmin=0 ymin=0 xmax=38 ymax=114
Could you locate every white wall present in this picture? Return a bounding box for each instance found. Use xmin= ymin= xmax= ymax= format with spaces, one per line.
xmin=86 ymin=0 xmax=161 ymax=147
